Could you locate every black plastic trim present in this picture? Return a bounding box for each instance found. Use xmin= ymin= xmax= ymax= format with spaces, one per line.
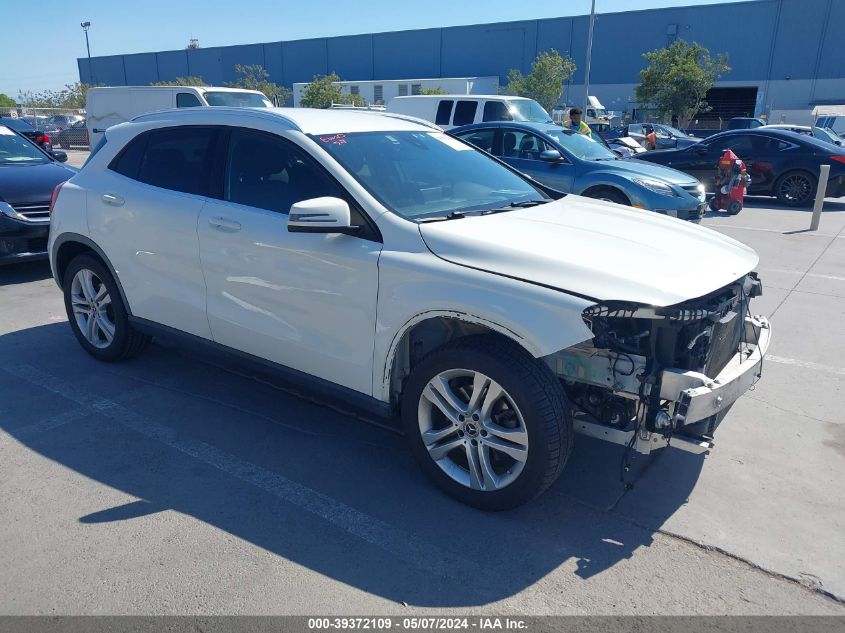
xmin=128 ymin=316 xmax=397 ymax=425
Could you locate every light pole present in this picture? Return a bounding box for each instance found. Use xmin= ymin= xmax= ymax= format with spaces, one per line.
xmin=81 ymin=21 xmax=93 ymax=84
xmin=583 ymin=0 xmax=596 ymax=113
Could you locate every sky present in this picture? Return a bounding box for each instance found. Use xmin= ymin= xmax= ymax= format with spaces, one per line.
xmin=0 ymin=0 xmax=752 ymax=98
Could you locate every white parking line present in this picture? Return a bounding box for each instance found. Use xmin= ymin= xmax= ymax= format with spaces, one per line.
xmin=759 ymin=268 xmax=845 ymax=282
xmin=0 ymin=364 xmax=480 ymax=580
xmin=766 ymin=355 xmax=845 ymax=376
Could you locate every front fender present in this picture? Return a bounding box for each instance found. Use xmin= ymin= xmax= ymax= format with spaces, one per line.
xmin=373 ymin=250 xmax=596 ymax=402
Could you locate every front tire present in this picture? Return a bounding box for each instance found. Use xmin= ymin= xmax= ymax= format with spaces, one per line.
xmin=584 ymin=187 xmax=629 ymax=206
xmin=401 ymin=336 xmax=572 ymax=510
xmin=63 ymin=254 xmax=150 ymax=361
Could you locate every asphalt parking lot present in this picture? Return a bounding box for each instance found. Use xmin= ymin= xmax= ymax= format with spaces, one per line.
xmin=1 ymin=163 xmax=844 ymax=613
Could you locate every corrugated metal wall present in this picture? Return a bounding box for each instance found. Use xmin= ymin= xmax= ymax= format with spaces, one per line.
xmin=78 ymin=0 xmax=844 ymax=106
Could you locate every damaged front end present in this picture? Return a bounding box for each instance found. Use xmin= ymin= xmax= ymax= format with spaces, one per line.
xmin=547 ymin=273 xmax=771 ymax=456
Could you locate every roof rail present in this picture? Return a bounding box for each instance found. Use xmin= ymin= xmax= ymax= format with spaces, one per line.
xmin=130 ymin=107 xmax=302 ymax=131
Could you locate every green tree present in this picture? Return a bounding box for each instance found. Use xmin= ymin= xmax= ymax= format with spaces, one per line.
xmin=419 ymin=86 xmax=446 ymax=95
xmin=151 ymin=76 xmax=207 ymax=87
xmin=226 ymin=64 xmax=291 ymax=104
xmin=17 ymin=82 xmax=91 ymax=109
xmin=635 ymin=38 xmax=730 ymax=127
xmin=506 ymin=49 xmax=576 ymax=113
xmin=0 ymin=93 xmax=16 ymax=108
xmin=299 ymin=73 xmax=344 ymax=109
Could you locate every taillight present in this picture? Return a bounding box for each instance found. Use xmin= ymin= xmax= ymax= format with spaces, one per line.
xmin=830 ymin=155 xmax=845 ymax=164
xmin=49 ymin=182 xmax=65 ymax=215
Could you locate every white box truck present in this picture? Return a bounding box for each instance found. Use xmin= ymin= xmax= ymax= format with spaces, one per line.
xmin=86 ymin=86 xmax=272 ymax=147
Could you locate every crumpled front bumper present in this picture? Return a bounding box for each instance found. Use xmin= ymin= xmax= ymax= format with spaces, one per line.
xmin=659 ymin=315 xmax=771 ymax=426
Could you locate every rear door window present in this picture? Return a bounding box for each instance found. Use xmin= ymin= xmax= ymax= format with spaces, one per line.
xmin=452 ymin=101 xmax=478 ymax=126
xmin=454 ymin=129 xmax=496 ymax=153
xmin=435 ymin=100 xmax=454 ymax=126
xmin=136 ymin=127 xmax=219 ymax=195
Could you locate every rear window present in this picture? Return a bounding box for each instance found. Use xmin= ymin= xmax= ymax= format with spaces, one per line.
xmin=453 ymin=101 xmax=478 ymax=126
xmin=435 ymin=100 xmax=453 ymax=126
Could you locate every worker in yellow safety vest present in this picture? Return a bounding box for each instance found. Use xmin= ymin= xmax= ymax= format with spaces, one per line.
xmin=567 ymin=108 xmax=593 ymax=138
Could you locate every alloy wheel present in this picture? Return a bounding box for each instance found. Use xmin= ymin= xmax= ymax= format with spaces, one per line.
xmin=70 ymin=268 xmax=116 ymax=349
xmin=417 ymin=369 xmax=528 ymax=491
xmin=778 ymin=173 xmax=813 ymax=204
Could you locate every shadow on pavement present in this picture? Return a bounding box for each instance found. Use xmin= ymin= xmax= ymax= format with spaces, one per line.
xmin=0 ymin=322 xmax=706 ymax=607
xmin=0 ymin=260 xmax=53 ymax=286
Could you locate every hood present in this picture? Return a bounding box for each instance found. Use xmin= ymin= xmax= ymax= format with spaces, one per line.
xmin=419 ymin=196 xmax=758 ymax=307
xmin=0 ymin=162 xmax=76 ymax=205
xmin=597 ymin=157 xmax=699 ymax=185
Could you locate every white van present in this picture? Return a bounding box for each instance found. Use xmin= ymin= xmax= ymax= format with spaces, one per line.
xmin=86 ymin=86 xmax=273 ymax=147
xmin=386 ymin=95 xmax=553 ymax=130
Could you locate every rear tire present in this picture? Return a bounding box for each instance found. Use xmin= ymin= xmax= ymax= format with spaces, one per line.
xmin=401 ymin=336 xmax=572 ymax=510
xmin=775 ymin=171 xmax=816 ymax=207
xmin=63 ymin=254 xmax=150 ymax=362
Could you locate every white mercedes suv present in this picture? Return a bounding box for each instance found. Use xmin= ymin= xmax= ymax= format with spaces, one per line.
xmin=48 ymin=107 xmax=771 ymax=509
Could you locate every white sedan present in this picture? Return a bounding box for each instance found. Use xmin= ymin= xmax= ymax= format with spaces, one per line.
xmin=48 ymin=107 xmax=770 ymax=509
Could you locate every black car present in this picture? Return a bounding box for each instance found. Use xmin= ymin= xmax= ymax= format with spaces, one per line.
xmin=53 ymin=120 xmax=89 ymax=149
xmin=0 ymin=116 xmax=54 ymax=152
xmin=637 ymin=128 xmax=845 ymax=206
xmin=0 ymin=124 xmax=76 ymax=264
xmin=727 ymin=117 xmax=767 ymax=130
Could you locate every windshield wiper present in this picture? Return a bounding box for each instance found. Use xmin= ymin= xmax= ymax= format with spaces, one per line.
xmin=417 ymin=211 xmax=468 ymax=223
xmin=481 ymin=200 xmax=546 ymax=215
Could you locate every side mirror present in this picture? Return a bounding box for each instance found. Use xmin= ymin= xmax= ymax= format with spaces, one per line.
xmin=539 ymin=149 xmax=563 ymax=162
xmin=288 ymin=197 xmax=359 ymax=235
xmin=51 ymin=150 xmax=68 ymax=163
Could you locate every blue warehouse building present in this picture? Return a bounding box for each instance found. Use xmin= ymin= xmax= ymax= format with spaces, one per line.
xmin=79 ymin=0 xmax=845 ymax=121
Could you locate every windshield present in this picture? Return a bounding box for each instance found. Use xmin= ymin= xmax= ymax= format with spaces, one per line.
xmin=813 ymin=127 xmax=841 ymax=145
xmin=202 ymin=91 xmax=272 ymax=107
xmin=656 ymin=124 xmax=688 ymax=137
xmin=314 ymin=131 xmax=547 ymax=220
xmin=543 ymin=128 xmax=618 ymax=161
xmin=509 ymin=100 xmax=553 ymax=124
xmin=0 ymin=127 xmax=48 ymax=164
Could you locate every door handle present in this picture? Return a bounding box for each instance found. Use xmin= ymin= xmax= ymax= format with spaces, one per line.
xmin=208 ymin=216 xmax=242 ymax=232
xmin=101 ymin=193 xmax=124 ymax=206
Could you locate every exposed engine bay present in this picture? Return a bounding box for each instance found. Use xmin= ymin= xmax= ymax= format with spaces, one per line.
xmin=547 ymin=272 xmax=770 ymax=456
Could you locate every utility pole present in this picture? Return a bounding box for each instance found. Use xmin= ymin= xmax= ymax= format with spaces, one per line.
xmin=583 ymin=0 xmax=596 ymax=113
xmin=81 ymin=21 xmax=93 ymax=84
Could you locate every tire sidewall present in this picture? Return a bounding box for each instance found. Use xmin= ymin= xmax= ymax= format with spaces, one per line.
xmin=401 ymin=343 xmax=568 ymax=510
xmin=63 ymin=254 xmax=132 ymax=361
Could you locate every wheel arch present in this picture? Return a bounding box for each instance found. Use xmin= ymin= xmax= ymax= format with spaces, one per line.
xmin=379 ymin=307 xmax=593 ymax=407
xmin=52 ymin=233 xmax=132 ymax=316
xmin=578 ymin=183 xmax=632 ymax=205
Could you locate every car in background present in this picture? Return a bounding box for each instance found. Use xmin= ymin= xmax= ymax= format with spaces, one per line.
xmin=637 ymin=128 xmax=845 ymax=206
xmin=0 ymin=116 xmax=54 ymax=152
xmin=387 ymin=95 xmax=553 ymax=131
xmin=86 ymin=85 xmax=273 ymax=147
xmin=727 ymin=117 xmax=767 ymax=130
xmin=21 ymin=114 xmax=49 ymax=129
xmin=451 ymin=121 xmax=707 ymax=221
xmin=610 ymin=123 xmax=700 ymax=150
xmin=765 ymin=124 xmax=843 ymax=147
xmin=0 ymin=124 xmax=76 ymax=263
xmin=53 ymin=120 xmax=90 ymax=149
xmin=41 ymin=113 xmax=85 ymax=136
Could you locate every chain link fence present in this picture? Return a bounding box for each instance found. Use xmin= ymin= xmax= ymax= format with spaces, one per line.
xmin=2 ymin=107 xmax=89 ymax=149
